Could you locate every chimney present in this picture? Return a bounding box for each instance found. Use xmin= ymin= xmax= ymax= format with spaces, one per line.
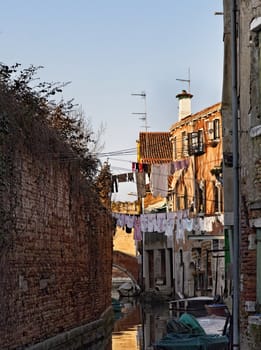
xmin=176 ymin=90 xmax=193 ymax=120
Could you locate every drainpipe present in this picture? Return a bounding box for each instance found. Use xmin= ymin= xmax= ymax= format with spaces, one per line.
xmin=230 ymin=0 xmax=240 ymax=348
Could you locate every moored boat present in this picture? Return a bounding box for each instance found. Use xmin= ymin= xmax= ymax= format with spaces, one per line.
xmin=153 ymin=313 xmax=229 ymax=350
xmin=205 ymin=303 xmax=229 ymax=317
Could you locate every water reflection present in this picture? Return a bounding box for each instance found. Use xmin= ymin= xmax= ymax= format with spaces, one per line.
xmin=110 ymin=297 xmax=170 ymax=350
xmin=112 ymin=327 xmax=141 ymax=350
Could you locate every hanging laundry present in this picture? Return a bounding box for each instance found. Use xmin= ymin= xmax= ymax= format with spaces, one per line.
xmin=193 ymin=217 xmax=201 ymax=235
xmin=176 ymin=210 xmax=185 ymax=242
xmin=128 ymin=172 xmax=134 ymax=182
xmin=111 ymin=175 xmax=118 ymax=193
xmin=132 ymin=162 xmax=137 ymax=172
xmin=171 ymin=158 xmax=190 ymax=173
xmin=140 ymin=214 xmax=148 ymax=232
xmin=165 ymin=212 xmax=176 ymax=236
xmin=150 ymin=163 xmax=171 ymax=198
xmin=184 ymin=217 xmax=194 ymax=232
xmin=116 ymin=214 xmax=126 ymax=228
xmin=156 ymin=213 xmax=167 ymax=233
xmin=135 ymin=171 xmax=146 ymax=198
xmin=125 ymin=215 xmax=135 ymax=229
xmin=125 ymin=225 xmax=132 ymax=234
xmin=204 ymin=216 xmax=215 ymax=232
xmin=132 ymin=162 xmax=150 ymax=173
xmin=134 ymin=216 xmax=142 ymax=241
xmin=199 ymin=217 xmax=204 ymax=232
xmin=147 ymin=213 xmax=158 ymax=232
xmin=117 ymin=173 xmax=128 ymax=182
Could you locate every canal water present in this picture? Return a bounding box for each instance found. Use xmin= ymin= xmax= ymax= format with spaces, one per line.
xmin=109 ymin=294 xmax=171 ymax=350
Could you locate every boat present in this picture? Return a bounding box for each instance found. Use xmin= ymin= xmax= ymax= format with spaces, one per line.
xmin=169 ymin=296 xmax=214 ymax=317
xmin=197 ymin=315 xmax=230 ymax=336
xmin=153 ymin=313 xmax=229 ymax=350
xmin=117 ymin=281 xmax=141 ymax=297
xmin=205 ymin=303 xmax=229 ymax=317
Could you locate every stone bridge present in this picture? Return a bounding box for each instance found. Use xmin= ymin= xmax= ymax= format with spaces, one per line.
xmin=113 ymin=250 xmax=140 ymax=285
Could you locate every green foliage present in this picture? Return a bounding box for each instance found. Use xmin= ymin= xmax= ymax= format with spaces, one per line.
xmin=95 ymin=162 xmax=112 ymax=207
xmin=0 ymin=63 xmax=101 ymax=180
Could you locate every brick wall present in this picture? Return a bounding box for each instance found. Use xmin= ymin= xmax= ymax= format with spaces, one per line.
xmin=240 ymin=203 xmax=260 ymax=349
xmin=0 ymin=118 xmax=113 ymax=349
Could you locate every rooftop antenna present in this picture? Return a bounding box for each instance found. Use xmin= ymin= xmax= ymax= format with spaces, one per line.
xmin=131 ymin=91 xmax=149 ymax=131
xmin=176 ymin=68 xmax=191 ymax=92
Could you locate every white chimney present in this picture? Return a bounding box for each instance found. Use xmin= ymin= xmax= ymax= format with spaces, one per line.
xmin=176 ymin=90 xmax=193 ymax=120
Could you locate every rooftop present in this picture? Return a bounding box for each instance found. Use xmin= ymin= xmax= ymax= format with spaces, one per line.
xmin=138 ymin=131 xmax=172 ymax=164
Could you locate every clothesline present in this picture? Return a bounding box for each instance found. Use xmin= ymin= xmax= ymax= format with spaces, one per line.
xmin=112 ymin=211 xmax=224 ymax=243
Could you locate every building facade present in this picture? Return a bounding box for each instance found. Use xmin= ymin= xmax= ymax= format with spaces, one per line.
xmin=222 ymin=1 xmax=261 ymax=349
xmin=137 ymin=131 xmax=173 ymax=294
xmin=136 ymin=95 xmax=226 ymax=299
xmin=169 ymin=93 xmax=225 ymax=299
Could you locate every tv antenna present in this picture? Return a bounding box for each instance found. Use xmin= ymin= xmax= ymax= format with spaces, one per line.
xmin=176 ymin=68 xmax=191 ymax=92
xmin=131 ymin=91 xmax=149 ymax=131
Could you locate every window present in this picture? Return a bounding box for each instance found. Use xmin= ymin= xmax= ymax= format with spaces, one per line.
xmin=173 ymin=136 xmax=177 ymax=159
xmin=198 ymin=130 xmax=204 ymax=152
xmin=206 ymin=121 xmax=214 ymax=141
xmin=213 ymin=181 xmax=223 ymax=213
xmin=188 ymin=132 xmax=198 ymax=154
xmin=196 ymin=180 xmax=205 ymax=213
xmin=188 ymin=130 xmax=205 ymax=155
xmin=214 ymin=185 xmax=219 ymax=213
xmin=213 ymin=119 xmax=220 ymax=140
xmin=182 ymin=131 xmax=188 ymax=157
xmin=184 ymin=186 xmax=188 ymax=210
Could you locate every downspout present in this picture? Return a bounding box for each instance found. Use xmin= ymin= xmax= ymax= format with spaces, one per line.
xmin=230 ymin=0 xmax=240 ymax=348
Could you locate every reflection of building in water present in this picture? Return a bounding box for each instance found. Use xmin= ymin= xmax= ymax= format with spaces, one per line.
xmin=142 ymin=304 xmax=170 ymax=349
xmin=111 ymin=302 xmax=171 ymax=350
xmin=112 ymin=303 xmax=142 ymax=350
xmin=112 ymin=328 xmax=140 ymax=350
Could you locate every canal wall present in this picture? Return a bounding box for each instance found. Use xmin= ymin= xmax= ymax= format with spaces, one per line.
xmin=0 ymin=102 xmax=113 ymax=349
xmin=27 ymin=307 xmax=114 ymax=350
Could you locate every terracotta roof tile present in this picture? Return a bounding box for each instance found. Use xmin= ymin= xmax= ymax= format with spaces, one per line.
xmin=138 ymin=132 xmax=172 ymax=164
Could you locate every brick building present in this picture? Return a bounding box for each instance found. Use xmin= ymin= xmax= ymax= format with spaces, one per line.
xmin=222 ymin=1 xmax=261 ymax=349
xmin=169 ymin=94 xmax=225 ymax=299
xmin=133 ymin=99 xmax=225 ymax=298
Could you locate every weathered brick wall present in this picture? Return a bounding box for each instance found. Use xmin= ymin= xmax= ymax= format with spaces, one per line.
xmin=240 ymin=207 xmax=256 ymax=328
xmin=240 ymin=205 xmax=261 ymax=349
xmin=0 ymin=116 xmax=113 ymax=349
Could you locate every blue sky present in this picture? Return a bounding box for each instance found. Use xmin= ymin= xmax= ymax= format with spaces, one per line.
xmin=0 ymin=0 xmax=224 ymax=201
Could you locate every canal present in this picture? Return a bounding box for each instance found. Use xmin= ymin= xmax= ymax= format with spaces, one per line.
xmin=107 ymin=293 xmax=229 ymax=350
xmin=76 ymin=291 xmax=229 ymax=350
xmin=109 ymin=295 xmax=171 ymax=350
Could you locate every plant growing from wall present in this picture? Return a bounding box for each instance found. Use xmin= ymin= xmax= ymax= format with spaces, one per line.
xmin=0 ymin=63 xmax=107 ymax=182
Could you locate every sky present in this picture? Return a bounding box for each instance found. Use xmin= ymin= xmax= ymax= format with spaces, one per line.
xmin=0 ymin=0 xmax=224 ymax=201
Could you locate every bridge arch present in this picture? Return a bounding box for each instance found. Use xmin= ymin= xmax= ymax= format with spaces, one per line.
xmin=113 ymin=250 xmax=140 ymax=286
xmin=112 ymin=263 xmax=138 ymax=286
